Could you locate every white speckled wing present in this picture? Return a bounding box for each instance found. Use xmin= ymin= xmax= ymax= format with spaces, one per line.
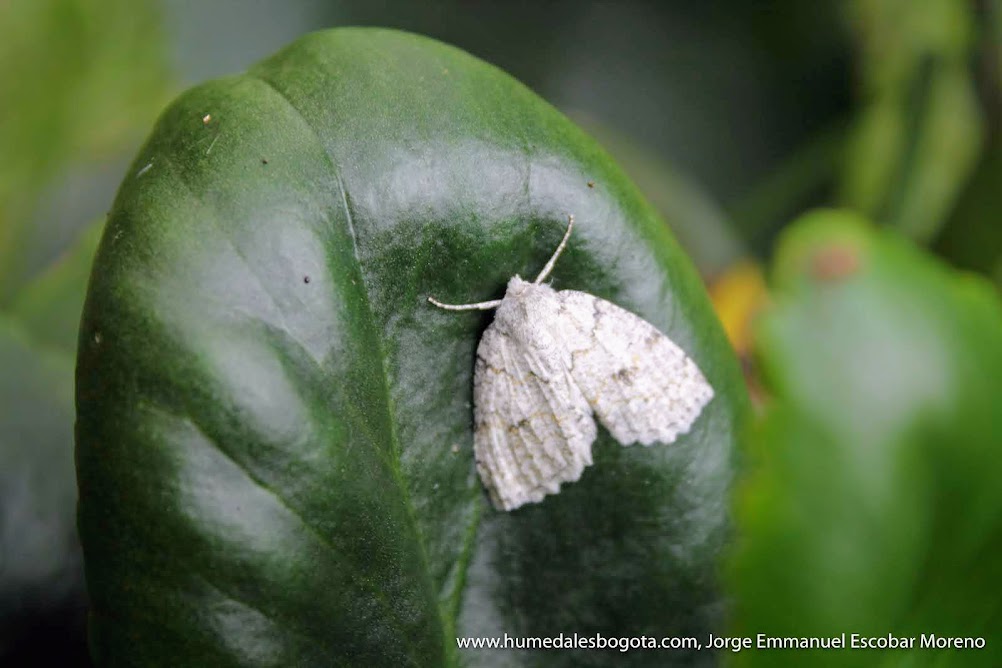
xmin=556 ymin=290 xmax=714 ymax=446
xmin=472 ymin=325 xmax=596 ymax=511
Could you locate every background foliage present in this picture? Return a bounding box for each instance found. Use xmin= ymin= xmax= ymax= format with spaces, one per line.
xmin=0 ymin=1 xmax=998 ymax=665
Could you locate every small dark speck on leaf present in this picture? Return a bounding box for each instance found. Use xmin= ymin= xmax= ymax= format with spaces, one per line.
xmin=303 ymin=276 xmax=311 ymax=284
xmin=261 ymin=158 xmax=269 ymax=165
xmin=811 ymin=245 xmax=860 ymax=282
xmin=587 ymin=181 xmax=595 ymax=188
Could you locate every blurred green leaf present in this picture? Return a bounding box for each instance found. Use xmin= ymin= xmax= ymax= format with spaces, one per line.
xmin=933 ymin=146 xmax=1002 ymax=287
xmin=9 ymin=218 xmax=104 ymax=355
xmin=0 ymin=315 xmax=83 ymax=655
xmin=730 ymin=210 xmax=1002 ymax=666
xmin=839 ymin=0 xmax=984 ymax=243
xmin=991 ymin=0 xmax=1002 ymax=94
xmin=0 ymin=0 xmax=171 ymax=303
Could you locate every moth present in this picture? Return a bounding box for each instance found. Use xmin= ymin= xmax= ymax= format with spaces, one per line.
xmin=429 ymin=215 xmax=714 ymax=511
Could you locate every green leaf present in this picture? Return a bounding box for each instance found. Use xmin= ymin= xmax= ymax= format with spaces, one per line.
xmin=0 ymin=315 xmax=82 ymax=648
xmin=730 ymin=210 xmax=1002 ymax=666
xmin=9 ymin=218 xmax=105 ymax=355
xmin=838 ymin=0 xmax=984 ymax=243
xmin=933 ymin=145 xmax=1002 ymax=287
xmin=76 ymin=28 xmax=748 ymax=666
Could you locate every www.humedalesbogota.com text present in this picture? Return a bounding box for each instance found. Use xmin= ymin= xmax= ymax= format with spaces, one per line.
xmin=456 ymin=633 xmax=986 ymax=653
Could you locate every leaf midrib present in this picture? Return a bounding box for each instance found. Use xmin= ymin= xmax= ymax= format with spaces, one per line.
xmin=246 ymin=71 xmax=462 ymax=665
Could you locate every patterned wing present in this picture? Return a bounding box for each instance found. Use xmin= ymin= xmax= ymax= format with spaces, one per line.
xmin=556 ymin=290 xmax=714 ymax=446
xmin=472 ymin=325 xmax=596 ymax=511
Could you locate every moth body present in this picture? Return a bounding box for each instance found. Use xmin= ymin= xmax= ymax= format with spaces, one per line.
xmin=429 ymin=216 xmax=714 ymax=511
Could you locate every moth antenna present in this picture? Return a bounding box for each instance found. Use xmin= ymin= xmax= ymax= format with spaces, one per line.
xmin=428 ymin=296 xmax=503 ymax=311
xmin=534 ymin=214 xmax=574 ymax=284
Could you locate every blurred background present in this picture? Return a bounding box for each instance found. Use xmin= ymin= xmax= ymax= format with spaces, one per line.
xmin=1 ymin=1 xmax=998 ymax=665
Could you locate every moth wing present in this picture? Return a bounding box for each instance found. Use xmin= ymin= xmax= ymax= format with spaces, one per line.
xmin=557 ymin=290 xmax=714 ymax=446
xmin=472 ymin=325 xmax=596 ymax=511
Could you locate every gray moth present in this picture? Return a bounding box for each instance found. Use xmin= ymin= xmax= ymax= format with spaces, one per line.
xmin=429 ymin=216 xmax=714 ymax=511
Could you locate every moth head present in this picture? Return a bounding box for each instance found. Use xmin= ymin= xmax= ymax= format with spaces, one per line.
xmin=506 ymin=275 xmax=531 ymax=298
